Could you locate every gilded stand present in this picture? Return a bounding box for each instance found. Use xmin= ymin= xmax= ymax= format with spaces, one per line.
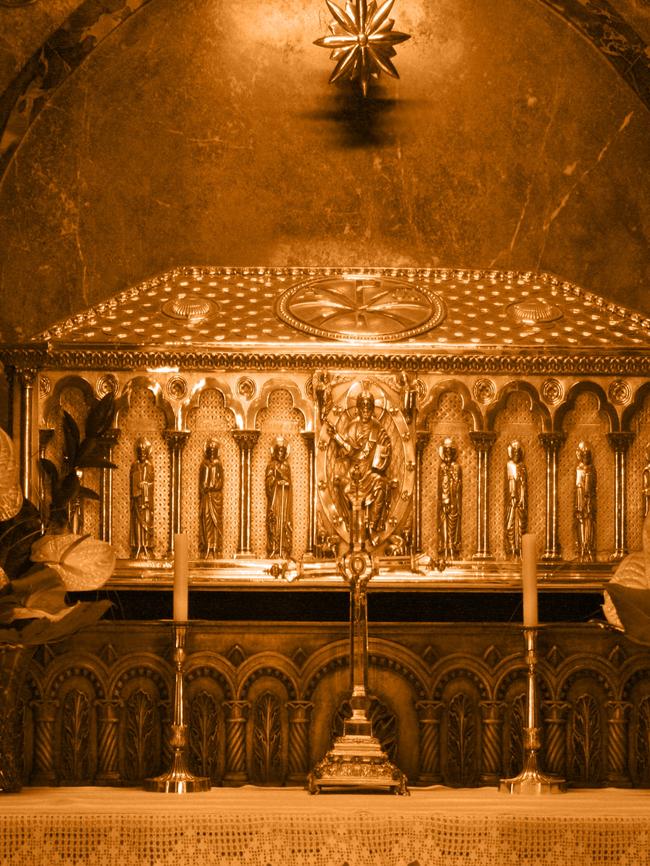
xmin=307 ymin=481 xmax=408 ymax=794
xmin=144 ymin=623 xmax=210 ymax=793
xmin=499 ymin=627 xmax=565 ymax=794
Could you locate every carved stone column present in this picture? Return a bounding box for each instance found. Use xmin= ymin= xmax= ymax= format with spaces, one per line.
xmin=416 ymin=700 xmax=444 ymax=784
xmin=95 ymin=699 xmax=122 ymax=785
xmin=232 ymin=431 xmax=260 ymax=557
xmin=287 ymin=700 xmax=313 ymax=783
xmin=469 ymin=432 xmax=496 ymax=560
xmin=97 ymin=429 xmax=120 ymax=543
xmin=541 ymin=700 xmax=571 ymax=777
xmin=607 ymin=433 xmax=635 ymax=562
xmin=17 ymin=367 xmax=37 ymax=502
xmin=606 ymin=701 xmax=632 ymax=787
xmin=479 ymin=700 xmax=505 ymax=785
xmin=414 ymin=431 xmax=430 ymax=554
xmin=30 ymin=698 xmax=59 ymax=785
xmin=539 ymin=433 xmax=566 ymax=561
xmin=301 ymin=432 xmax=316 ymax=558
xmin=163 ymin=430 xmax=191 ymax=554
xmin=223 ymin=700 xmax=250 ymax=784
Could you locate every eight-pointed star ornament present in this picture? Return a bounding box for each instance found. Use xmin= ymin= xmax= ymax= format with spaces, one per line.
xmin=314 ymin=0 xmax=411 ymax=95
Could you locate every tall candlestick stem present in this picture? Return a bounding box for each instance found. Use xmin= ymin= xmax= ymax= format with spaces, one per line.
xmin=500 ymin=626 xmax=565 ymax=794
xmin=144 ymin=623 xmax=210 ymax=793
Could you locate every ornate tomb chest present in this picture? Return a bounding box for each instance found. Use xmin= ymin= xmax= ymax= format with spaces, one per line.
xmin=2 ymin=265 xmax=650 ymax=591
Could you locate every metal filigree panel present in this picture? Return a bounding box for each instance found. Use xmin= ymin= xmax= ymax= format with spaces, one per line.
xmin=628 ymin=395 xmax=650 ymax=552
xmin=490 ymin=393 xmax=545 ymax=559
xmin=422 ymin=393 xmax=476 ymax=558
xmin=252 ymin=390 xmax=309 ymax=560
xmin=185 ymin=389 xmax=238 ymax=558
xmin=113 ymin=386 xmax=170 ymax=559
xmin=558 ymin=393 xmax=614 ymax=560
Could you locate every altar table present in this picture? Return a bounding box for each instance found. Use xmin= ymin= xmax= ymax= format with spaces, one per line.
xmin=1 ymin=786 xmax=649 ymax=866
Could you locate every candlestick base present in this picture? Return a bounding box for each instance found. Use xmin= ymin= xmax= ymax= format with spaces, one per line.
xmin=499 ymin=749 xmax=565 ymax=794
xmin=144 ymin=750 xmax=210 ymax=794
xmin=499 ymin=767 xmax=566 ymax=795
xmin=307 ymin=733 xmax=408 ymax=795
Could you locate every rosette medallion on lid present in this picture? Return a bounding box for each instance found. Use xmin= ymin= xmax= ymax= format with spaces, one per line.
xmin=276 ymin=274 xmax=445 ymax=342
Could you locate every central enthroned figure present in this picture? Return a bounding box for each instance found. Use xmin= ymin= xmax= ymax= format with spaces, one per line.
xmin=328 ymin=389 xmax=392 ymax=546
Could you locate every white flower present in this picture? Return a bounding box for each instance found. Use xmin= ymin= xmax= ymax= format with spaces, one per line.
xmin=0 ymin=428 xmax=23 ymax=521
xmin=31 ymin=533 xmax=116 ymax=591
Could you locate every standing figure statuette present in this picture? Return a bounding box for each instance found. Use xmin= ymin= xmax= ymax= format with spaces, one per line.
xmin=504 ymin=440 xmax=528 ymax=558
xmin=266 ymin=437 xmax=293 ymax=558
xmin=643 ymin=445 xmax=650 ymax=517
xmin=199 ymin=438 xmax=224 ymax=559
xmin=437 ymin=437 xmax=462 ymax=560
xmin=575 ymin=440 xmax=597 ymax=562
xmin=328 ymin=389 xmax=392 ymax=547
xmin=313 ymin=370 xmax=333 ymax=423
xmin=397 ymin=371 xmax=418 ymax=425
xmin=130 ymin=436 xmax=155 ymax=559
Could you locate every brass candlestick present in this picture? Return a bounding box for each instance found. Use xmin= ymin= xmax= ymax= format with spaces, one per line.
xmin=499 ymin=627 xmax=565 ymax=794
xmin=307 ymin=481 xmax=408 ymax=794
xmin=144 ymin=623 xmax=210 ymax=793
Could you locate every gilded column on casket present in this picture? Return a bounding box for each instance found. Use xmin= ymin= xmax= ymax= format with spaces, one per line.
xmin=539 ymin=433 xmax=565 ymax=562
xmin=233 ymin=431 xmax=260 ymax=558
xmin=607 ymin=433 xmax=634 ymax=561
xmin=164 ymin=430 xmax=191 ymax=555
xmin=470 ymin=432 xmax=496 ymax=560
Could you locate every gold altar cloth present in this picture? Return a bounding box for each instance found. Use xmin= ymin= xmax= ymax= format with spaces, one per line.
xmin=1 ymin=786 xmax=649 ymax=866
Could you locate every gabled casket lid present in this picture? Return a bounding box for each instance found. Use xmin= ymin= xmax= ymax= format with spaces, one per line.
xmin=30 ymin=266 xmax=650 ymax=352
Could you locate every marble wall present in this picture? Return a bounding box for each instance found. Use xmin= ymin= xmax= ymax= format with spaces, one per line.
xmin=0 ymin=0 xmax=648 ymax=343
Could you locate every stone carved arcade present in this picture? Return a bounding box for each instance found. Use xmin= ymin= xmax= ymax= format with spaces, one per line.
xmin=13 ymin=622 xmax=650 ymax=789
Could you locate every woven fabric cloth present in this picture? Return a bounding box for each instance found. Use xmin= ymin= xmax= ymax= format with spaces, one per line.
xmin=2 ymin=787 xmax=650 ymax=866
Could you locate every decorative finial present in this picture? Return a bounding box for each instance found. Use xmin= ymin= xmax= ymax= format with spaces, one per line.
xmin=314 ymin=0 xmax=411 ymax=96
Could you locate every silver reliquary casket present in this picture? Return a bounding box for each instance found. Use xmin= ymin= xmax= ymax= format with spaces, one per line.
xmin=2 ymin=265 xmax=649 ymax=591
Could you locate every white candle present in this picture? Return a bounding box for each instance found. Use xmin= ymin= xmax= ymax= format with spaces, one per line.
xmin=521 ymin=533 xmax=538 ymax=627
xmin=173 ymin=532 xmax=189 ymax=621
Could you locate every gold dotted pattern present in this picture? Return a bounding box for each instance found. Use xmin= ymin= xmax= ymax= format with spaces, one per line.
xmin=490 ymin=393 xmax=546 ymax=559
xmin=558 ymin=393 xmax=614 ymax=560
xmin=251 ymin=390 xmax=309 ymax=560
xmin=113 ymin=386 xmax=170 ymax=560
xmin=185 ymin=389 xmax=239 ymax=559
xmin=34 ymin=267 xmax=650 ymax=349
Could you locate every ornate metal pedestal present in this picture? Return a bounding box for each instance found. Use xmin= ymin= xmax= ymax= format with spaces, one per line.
xmin=144 ymin=623 xmax=210 ymax=793
xmin=499 ymin=627 xmax=565 ymax=794
xmin=308 ymin=489 xmax=408 ymax=794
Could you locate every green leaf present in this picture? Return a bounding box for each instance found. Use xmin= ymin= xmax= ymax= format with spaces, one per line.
xmin=10 ymin=565 xmax=67 ymax=612
xmin=79 ymin=486 xmax=100 ymax=501
xmin=39 ymin=457 xmax=60 ymax=487
xmin=85 ymin=393 xmax=115 ymax=439
xmin=62 ymin=411 xmax=80 ymax=468
xmin=16 ymin=599 xmax=113 ymax=646
xmin=0 ymin=500 xmax=43 ymax=579
xmin=76 ymin=455 xmax=117 ymax=471
xmin=56 ymin=471 xmax=80 ymax=508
